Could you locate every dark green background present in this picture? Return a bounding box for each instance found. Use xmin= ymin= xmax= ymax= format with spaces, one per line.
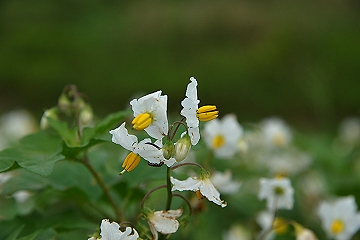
xmin=1 ymin=0 xmax=360 ymax=130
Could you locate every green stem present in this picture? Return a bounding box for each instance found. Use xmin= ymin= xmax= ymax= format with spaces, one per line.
xmin=82 ymin=157 xmax=122 ymax=222
xmin=165 ymin=167 xmax=173 ymax=211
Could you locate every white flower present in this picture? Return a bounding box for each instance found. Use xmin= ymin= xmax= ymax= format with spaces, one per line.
xmin=110 ymin=123 xmax=176 ymax=168
xmin=339 ymin=117 xmax=360 ymax=145
xmin=180 ymin=77 xmax=218 ymax=146
xmin=88 ymin=219 xmax=139 ymax=240
xmin=171 ymin=175 xmax=227 ymax=207
xmin=317 ymin=195 xmax=360 ymax=240
xmin=261 ymin=117 xmax=292 ymax=148
xmin=0 ymin=109 xmax=38 ymax=149
xmin=203 ymin=114 xmax=243 ymax=159
xmin=130 ymin=90 xmax=168 ymax=139
xmin=147 ymin=209 xmax=183 ymax=240
xmin=293 ymin=223 xmax=318 ymax=240
xmin=13 ymin=190 xmax=32 ymax=204
xmin=258 ymin=177 xmax=294 ymax=211
xmin=265 ymin=150 xmax=312 ymax=176
xmin=180 ymin=77 xmax=201 ymax=145
xmin=210 ymin=170 xmax=241 ymax=194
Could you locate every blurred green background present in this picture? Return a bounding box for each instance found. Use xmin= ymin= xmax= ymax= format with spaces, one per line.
xmin=1 ymin=0 xmax=360 ymax=130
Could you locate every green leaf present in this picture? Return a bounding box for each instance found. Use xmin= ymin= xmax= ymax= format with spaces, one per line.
xmin=60 ymin=110 xmax=130 ymax=158
xmin=0 ymin=131 xmax=64 ymax=177
xmin=4 ymin=225 xmax=24 ymax=240
xmin=92 ymin=110 xmax=131 ymax=136
xmin=0 ymin=148 xmax=22 ymax=172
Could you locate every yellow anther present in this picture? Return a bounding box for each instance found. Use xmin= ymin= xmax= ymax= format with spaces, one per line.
xmin=330 ymin=219 xmax=344 ymax=235
xmin=120 ymin=152 xmax=141 ymax=174
xmin=132 ymin=113 xmax=153 ymax=130
xmin=212 ymin=135 xmax=225 ymax=149
xmin=273 ymin=217 xmax=288 ymax=235
xmin=196 ymin=190 xmax=205 ymax=200
xmin=196 ymin=105 xmax=219 ymax=122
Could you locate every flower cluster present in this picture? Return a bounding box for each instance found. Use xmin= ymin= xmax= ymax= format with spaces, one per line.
xmin=107 ymin=77 xmax=225 ymax=239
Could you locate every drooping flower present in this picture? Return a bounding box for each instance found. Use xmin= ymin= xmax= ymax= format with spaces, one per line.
xmin=170 ymin=172 xmax=227 ymax=207
xmin=203 ymin=114 xmax=243 ymax=159
xmin=210 ymin=170 xmax=241 ymax=194
xmin=258 ymin=176 xmax=294 ymax=211
xmin=317 ymin=195 xmax=360 ymax=240
xmin=145 ymin=208 xmax=183 ymax=240
xmin=130 ymin=90 xmax=168 ymax=140
xmin=180 ymin=77 xmax=218 ymax=145
xmin=88 ymin=219 xmax=139 ymax=240
xmin=260 ymin=117 xmax=292 ymax=148
xmin=110 ymin=123 xmax=176 ymax=173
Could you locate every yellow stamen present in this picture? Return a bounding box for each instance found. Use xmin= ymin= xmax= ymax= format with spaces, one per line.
xmin=132 ymin=113 xmax=153 ymax=130
xmin=273 ymin=217 xmax=288 ymax=235
xmin=212 ymin=135 xmax=225 ymax=149
xmin=196 ymin=105 xmax=219 ymax=122
xmin=120 ymin=152 xmax=141 ymax=174
xmin=330 ymin=219 xmax=344 ymax=235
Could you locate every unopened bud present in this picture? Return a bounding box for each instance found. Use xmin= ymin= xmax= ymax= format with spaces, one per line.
xmin=162 ymin=141 xmax=175 ymax=160
xmin=174 ymin=134 xmax=191 ymax=162
xmin=40 ymin=107 xmax=58 ymax=130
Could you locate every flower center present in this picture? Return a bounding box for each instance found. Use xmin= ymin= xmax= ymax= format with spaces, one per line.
xmin=273 ymin=132 xmax=286 ymax=147
xmin=132 ymin=113 xmax=153 ymax=130
xmin=196 ymin=105 xmax=219 ymax=122
xmin=330 ymin=219 xmax=344 ymax=235
xmin=274 ymin=186 xmax=285 ymax=196
xmin=212 ymin=135 xmax=225 ymax=149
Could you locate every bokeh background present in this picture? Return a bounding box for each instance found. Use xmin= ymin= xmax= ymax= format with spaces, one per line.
xmin=1 ymin=0 xmax=360 ymax=129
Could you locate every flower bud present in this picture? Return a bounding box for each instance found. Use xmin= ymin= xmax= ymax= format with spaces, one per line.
xmin=162 ymin=141 xmax=175 ymax=160
xmin=40 ymin=107 xmax=58 ymax=130
xmin=174 ymin=134 xmax=191 ymax=162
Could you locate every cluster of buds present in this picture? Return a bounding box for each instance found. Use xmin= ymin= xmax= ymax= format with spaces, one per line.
xmin=110 ymin=77 xmax=218 ymax=174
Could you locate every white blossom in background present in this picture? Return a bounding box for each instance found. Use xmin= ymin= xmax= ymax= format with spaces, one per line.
xmin=203 ymin=114 xmax=243 ymax=159
xmin=147 ymin=209 xmax=183 ymax=240
xmin=317 ymin=195 xmax=360 ymax=240
xmin=222 ymin=224 xmax=251 ymax=240
xmin=130 ymin=90 xmax=168 ymax=140
xmin=258 ymin=177 xmax=294 ymax=211
xmin=260 ymin=117 xmax=292 ymax=148
xmin=339 ymin=117 xmax=360 ymax=145
xmin=0 ymin=109 xmax=38 ymax=150
xmin=256 ymin=211 xmax=275 ymax=240
xmin=12 ymin=190 xmax=32 ymax=204
xmin=210 ymin=170 xmax=241 ymax=194
xmin=265 ymin=150 xmax=312 ymax=176
xmin=171 ymin=174 xmax=227 ymax=207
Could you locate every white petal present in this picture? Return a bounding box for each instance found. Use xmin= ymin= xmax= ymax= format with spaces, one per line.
xmin=170 ymin=176 xmax=202 ymax=192
xmin=199 ymin=178 xmax=227 ymax=207
xmin=150 ymin=209 xmax=183 ymax=234
xmin=109 ymin=123 xmax=138 ymax=151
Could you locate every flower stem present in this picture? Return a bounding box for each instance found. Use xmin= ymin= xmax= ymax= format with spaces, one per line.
xmin=82 ymin=156 xmax=122 ymax=222
xmin=165 ymin=167 xmax=173 ymax=211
